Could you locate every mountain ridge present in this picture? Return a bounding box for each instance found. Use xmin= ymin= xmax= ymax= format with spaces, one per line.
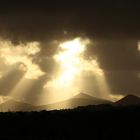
xmin=38 ymin=93 xmax=112 ymax=110
xmin=1 ymin=94 xmax=140 ymax=111
xmin=0 ymin=93 xmax=112 ymax=111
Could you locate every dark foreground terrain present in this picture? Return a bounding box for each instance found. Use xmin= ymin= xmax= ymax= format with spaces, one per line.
xmin=0 ymin=105 xmax=140 ymax=140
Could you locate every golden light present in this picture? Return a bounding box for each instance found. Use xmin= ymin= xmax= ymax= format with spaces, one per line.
xmin=44 ymin=37 xmax=112 ymax=103
xmin=0 ymin=96 xmax=12 ymax=104
xmin=0 ymin=39 xmax=46 ymax=105
xmin=59 ymin=38 xmax=86 ymax=53
xmin=108 ymin=94 xmax=124 ymax=102
xmin=53 ymin=38 xmax=89 ymax=86
xmin=0 ymin=39 xmax=44 ymax=79
xmin=0 ymin=37 xmax=113 ymax=106
xmin=138 ymin=41 xmax=140 ymax=51
xmin=10 ymin=76 xmax=36 ymax=101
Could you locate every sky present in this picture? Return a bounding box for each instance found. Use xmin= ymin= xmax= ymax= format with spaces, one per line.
xmin=0 ymin=0 xmax=140 ymax=105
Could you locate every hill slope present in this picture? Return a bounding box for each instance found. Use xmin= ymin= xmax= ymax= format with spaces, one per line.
xmin=0 ymin=100 xmax=36 ymax=112
xmin=38 ymin=93 xmax=112 ymax=110
xmin=0 ymin=93 xmax=113 ymax=111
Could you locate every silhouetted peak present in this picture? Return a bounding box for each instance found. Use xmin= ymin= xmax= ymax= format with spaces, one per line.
xmin=115 ymin=94 xmax=140 ymax=106
xmin=120 ymin=94 xmax=140 ymax=102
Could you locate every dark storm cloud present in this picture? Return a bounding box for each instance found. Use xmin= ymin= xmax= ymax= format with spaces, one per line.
xmin=88 ymin=40 xmax=140 ymax=96
xmin=105 ymin=71 xmax=140 ymax=96
xmin=89 ymin=40 xmax=140 ymax=71
xmin=0 ymin=1 xmax=140 ymax=41
xmin=31 ymin=41 xmax=59 ymax=74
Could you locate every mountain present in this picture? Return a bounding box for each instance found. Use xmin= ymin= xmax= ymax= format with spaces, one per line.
xmin=0 ymin=100 xmax=36 ymax=112
xmin=114 ymin=95 xmax=140 ymax=106
xmin=38 ymin=93 xmax=112 ymax=110
xmin=0 ymin=93 xmax=112 ymax=112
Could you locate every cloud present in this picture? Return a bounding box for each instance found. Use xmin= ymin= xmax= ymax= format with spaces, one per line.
xmin=88 ymin=40 xmax=140 ymax=71
xmin=0 ymin=38 xmax=45 ymax=79
xmin=138 ymin=41 xmax=140 ymax=51
xmin=108 ymin=94 xmax=124 ymax=102
xmin=0 ymin=37 xmax=139 ymax=103
xmin=0 ymin=1 xmax=140 ymax=103
xmin=105 ymin=70 xmax=140 ymax=96
xmin=138 ymin=73 xmax=140 ymax=78
xmin=0 ymin=96 xmax=12 ymax=104
xmin=0 ymin=1 xmax=140 ymax=43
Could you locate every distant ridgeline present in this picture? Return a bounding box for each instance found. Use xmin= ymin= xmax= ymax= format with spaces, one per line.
xmin=0 ymin=93 xmax=113 ymax=112
xmin=0 ymin=94 xmax=140 ymax=112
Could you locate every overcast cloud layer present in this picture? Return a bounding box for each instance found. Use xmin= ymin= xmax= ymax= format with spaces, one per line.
xmin=0 ymin=1 xmax=139 ymax=104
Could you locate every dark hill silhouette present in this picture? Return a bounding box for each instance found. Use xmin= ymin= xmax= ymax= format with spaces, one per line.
xmin=114 ymin=94 xmax=140 ymax=106
xmin=0 ymin=105 xmax=139 ymax=139
xmin=38 ymin=93 xmax=113 ymax=110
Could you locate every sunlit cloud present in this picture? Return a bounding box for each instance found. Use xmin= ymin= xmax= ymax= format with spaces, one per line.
xmin=44 ymin=37 xmax=111 ymax=101
xmin=108 ymin=94 xmax=124 ymax=102
xmin=0 ymin=96 xmax=12 ymax=104
xmin=52 ymin=38 xmax=90 ymax=86
xmin=138 ymin=41 xmax=140 ymax=51
xmin=0 ymin=37 xmax=115 ymax=105
xmin=0 ymin=39 xmax=45 ymax=79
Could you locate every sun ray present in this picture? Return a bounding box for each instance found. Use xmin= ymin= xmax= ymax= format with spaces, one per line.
xmin=44 ymin=37 xmax=112 ymax=102
xmin=10 ymin=75 xmax=36 ymax=102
